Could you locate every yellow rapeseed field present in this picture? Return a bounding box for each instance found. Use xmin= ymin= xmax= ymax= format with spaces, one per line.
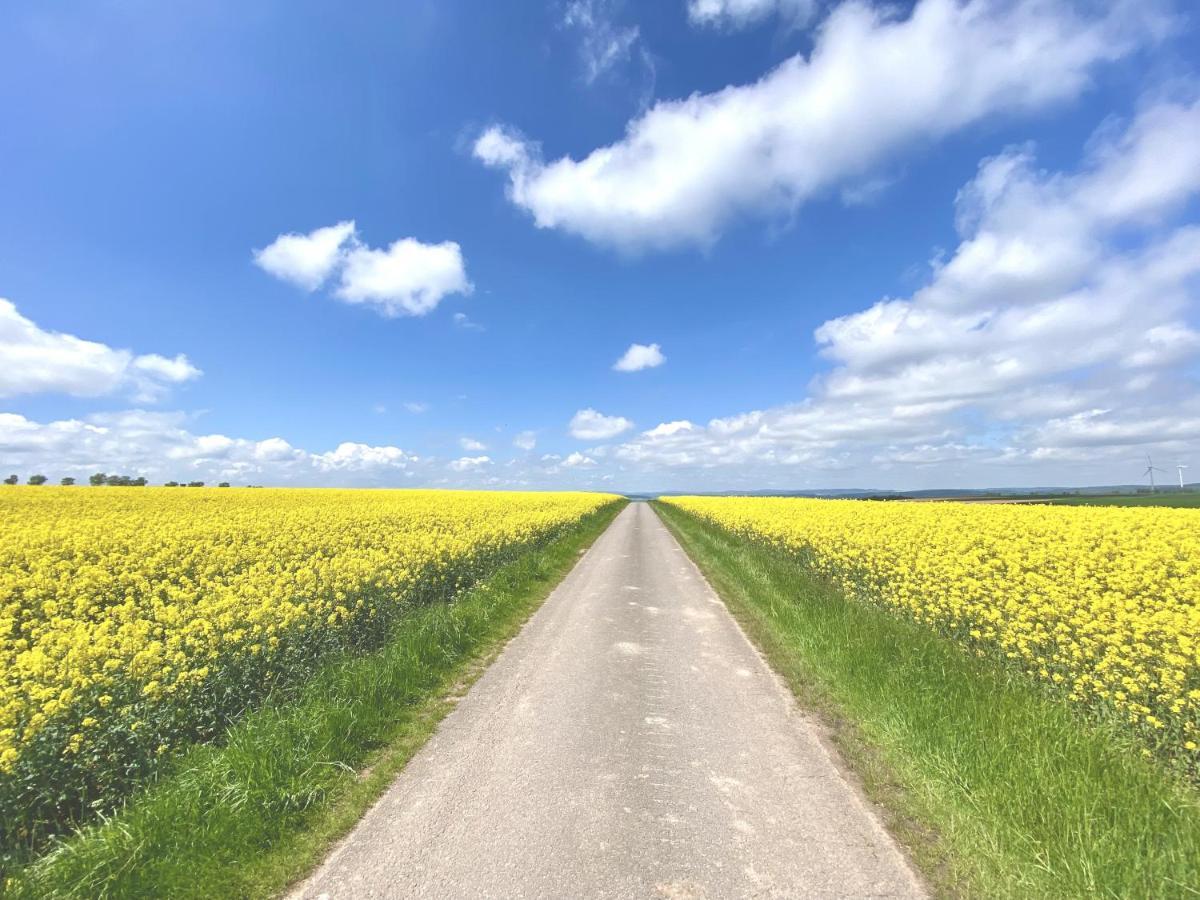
xmin=663 ymin=497 xmax=1200 ymax=762
xmin=0 ymin=487 xmax=616 ymax=838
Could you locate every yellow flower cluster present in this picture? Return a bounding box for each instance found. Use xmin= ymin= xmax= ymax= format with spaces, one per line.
xmin=664 ymin=496 xmax=1200 ymax=758
xmin=0 ymin=487 xmax=616 ymax=777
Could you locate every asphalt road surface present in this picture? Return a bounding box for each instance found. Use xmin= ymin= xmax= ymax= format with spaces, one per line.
xmin=292 ymin=502 xmax=924 ymax=899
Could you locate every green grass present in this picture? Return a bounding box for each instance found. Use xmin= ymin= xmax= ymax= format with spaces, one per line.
xmin=1045 ymin=493 xmax=1200 ymax=508
xmin=4 ymin=501 xmax=624 ymax=899
xmin=654 ymin=501 xmax=1200 ymax=899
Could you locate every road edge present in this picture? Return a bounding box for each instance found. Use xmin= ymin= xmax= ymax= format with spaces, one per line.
xmin=647 ymin=501 xmax=930 ymax=896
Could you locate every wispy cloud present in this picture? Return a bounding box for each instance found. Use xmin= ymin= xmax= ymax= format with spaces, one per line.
xmin=453 ymin=311 xmax=485 ymax=331
xmin=562 ymin=0 xmax=641 ymax=83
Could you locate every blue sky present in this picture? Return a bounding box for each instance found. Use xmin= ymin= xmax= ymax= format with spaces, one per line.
xmin=2 ymin=0 xmax=1199 ymax=491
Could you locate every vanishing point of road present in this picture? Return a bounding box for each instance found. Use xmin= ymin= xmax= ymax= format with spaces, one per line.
xmin=293 ymin=502 xmax=925 ymax=899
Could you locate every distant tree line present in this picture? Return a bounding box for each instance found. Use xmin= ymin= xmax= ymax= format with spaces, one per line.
xmin=4 ymin=474 xmax=54 ymax=485
xmin=89 ymin=473 xmax=149 ymax=487
xmin=3 ymin=473 xmax=234 ymax=487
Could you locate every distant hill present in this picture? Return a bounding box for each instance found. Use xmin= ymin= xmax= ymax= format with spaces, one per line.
xmin=628 ymin=484 xmax=1200 ymax=501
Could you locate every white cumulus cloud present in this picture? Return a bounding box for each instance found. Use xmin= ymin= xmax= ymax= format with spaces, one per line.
xmin=569 ymin=408 xmax=634 ymax=440
xmin=460 ymin=437 xmax=488 ymax=451
xmin=475 ymin=0 xmax=1162 ymax=251
xmin=0 ymin=299 xmax=200 ymax=402
xmin=0 ymin=410 xmax=621 ymax=489
xmin=814 ymin=96 xmax=1200 ymax=405
xmin=613 ymin=342 xmax=665 ymax=372
xmin=255 ymin=223 xmax=472 ymax=317
xmin=513 ymin=430 xmax=537 ymax=451
xmin=337 ymin=238 xmax=472 ymax=317
xmin=688 ymin=0 xmax=816 ymax=30
xmin=312 ymin=441 xmax=417 ymax=472
xmin=642 ymin=420 xmax=696 ymax=438
xmin=0 ymin=410 xmax=429 ymax=487
xmin=252 ymin=437 xmax=299 ymax=462
xmin=602 ymin=95 xmax=1200 ymax=488
xmin=253 ymin=221 xmax=356 ymax=290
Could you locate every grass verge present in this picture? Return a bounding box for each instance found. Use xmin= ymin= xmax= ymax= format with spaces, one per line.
xmin=654 ymin=501 xmax=1200 ymax=899
xmin=5 ymin=501 xmax=624 ymax=899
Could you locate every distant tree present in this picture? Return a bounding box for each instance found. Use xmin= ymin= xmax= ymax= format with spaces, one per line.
xmin=3 ymin=475 xmax=17 ymax=485
xmin=165 ymin=481 xmax=180 ymax=487
xmin=60 ymin=477 xmax=76 ymax=486
xmin=89 ymin=472 xmax=107 ymax=486
xmin=218 ymin=482 xmax=231 ymax=488
xmin=27 ymin=474 xmax=48 ymax=485
xmin=187 ymin=481 xmax=205 ymax=488
xmin=95 ymin=474 xmax=144 ymax=486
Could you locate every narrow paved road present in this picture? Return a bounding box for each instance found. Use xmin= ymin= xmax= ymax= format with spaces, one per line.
xmin=293 ymin=503 xmax=924 ymax=899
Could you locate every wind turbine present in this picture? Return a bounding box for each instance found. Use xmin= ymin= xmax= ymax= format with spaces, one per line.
xmin=1143 ymin=454 xmax=1165 ymax=492
xmin=1178 ymin=463 xmax=1189 ymax=490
